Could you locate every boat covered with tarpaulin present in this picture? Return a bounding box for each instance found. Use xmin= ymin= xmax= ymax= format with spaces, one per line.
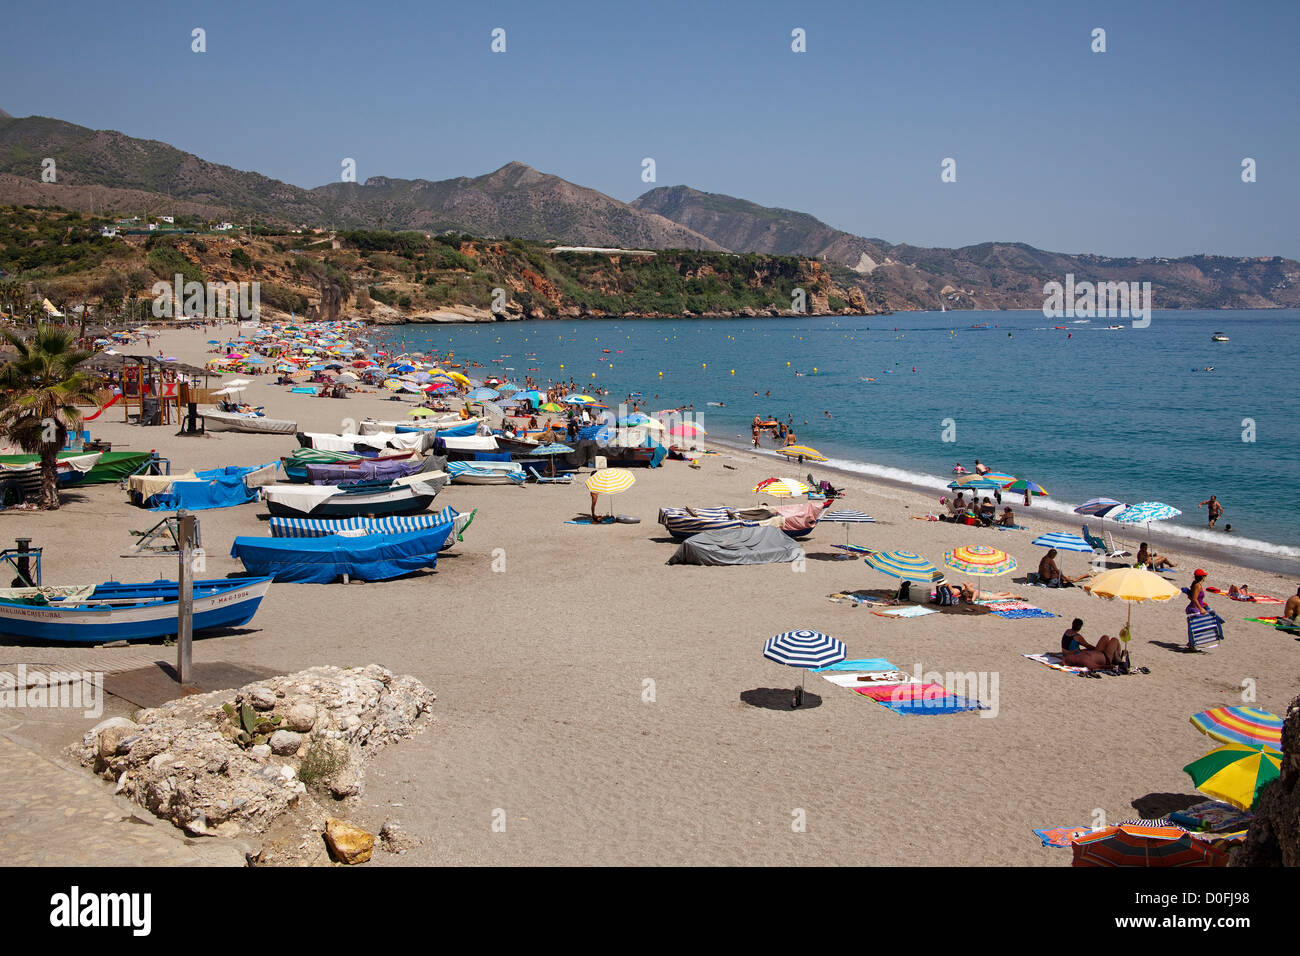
xmin=230 ymin=522 xmax=454 ymax=583
xmin=267 ymin=505 xmax=474 ymax=549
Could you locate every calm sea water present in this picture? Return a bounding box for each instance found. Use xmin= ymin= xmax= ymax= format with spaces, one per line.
xmin=376 ymin=310 xmax=1300 ymax=563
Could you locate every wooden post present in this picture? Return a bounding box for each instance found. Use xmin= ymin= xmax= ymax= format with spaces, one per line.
xmin=177 ymin=511 xmax=195 ymax=684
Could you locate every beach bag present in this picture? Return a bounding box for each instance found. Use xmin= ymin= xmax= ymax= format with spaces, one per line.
xmin=934 ymin=584 xmax=957 ymax=606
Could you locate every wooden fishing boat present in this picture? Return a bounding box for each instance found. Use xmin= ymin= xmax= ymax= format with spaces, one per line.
xmin=0 ymin=577 xmax=272 ymax=644
xmin=201 ymin=409 xmax=298 ymax=434
xmin=261 ymin=474 xmax=444 ymax=518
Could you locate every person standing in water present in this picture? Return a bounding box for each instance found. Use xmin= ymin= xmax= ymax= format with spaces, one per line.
xmin=1199 ymin=495 xmax=1223 ymax=529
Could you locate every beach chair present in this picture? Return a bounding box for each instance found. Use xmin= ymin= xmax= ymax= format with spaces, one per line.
xmin=806 ymin=473 xmax=844 ymax=499
xmin=1187 ymin=611 xmax=1224 ymax=650
xmin=1082 ymin=524 xmax=1129 ymax=559
xmin=527 ymin=466 xmax=572 ymax=485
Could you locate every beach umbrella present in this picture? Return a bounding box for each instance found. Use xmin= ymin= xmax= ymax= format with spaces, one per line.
xmin=586 ymin=467 xmax=636 ymax=518
xmin=1075 ymin=497 xmax=1127 ymax=518
xmin=409 ymin=407 xmax=436 ymax=418
xmin=337 ymin=371 xmax=359 ymax=382
xmin=1183 ymin=743 xmax=1282 ymax=812
xmin=466 ymin=387 xmax=500 ymax=402
xmin=777 ymin=445 xmax=828 ymax=462
xmin=497 ymin=383 xmax=521 ymax=394
xmin=1114 ymin=502 xmax=1181 ymax=528
xmin=1071 ymin=824 xmax=1226 ymax=867
xmin=1190 ymin=707 xmax=1283 ymax=752
xmin=383 ymin=378 xmax=404 ymax=391
xmin=944 ymin=544 xmax=1016 ymax=599
xmin=1032 ymin=532 xmax=1094 ymax=553
xmin=948 ymin=476 xmax=1004 ymax=493
xmin=864 ymin=550 xmax=945 ymax=585
xmin=1081 ymin=566 xmax=1181 ymax=641
xmin=763 ymin=629 xmax=846 ymax=708
xmin=516 ymin=390 xmax=543 ymax=404
xmin=563 ymin=393 xmax=599 ymax=405
xmin=668 ymin=421 xmax=707 ymax=438
xmin=531 ymin=443 xmax=574 ymax=455
xmin=822 ymin=509 xmax=875 ymax=544
xmin=223 ymin=378 xmax=252 ymax=387
xmin=586 ymin=468 xmax=636 ymax=495
xmin=448 ymin=371 xmax=471 ymax=386
xmin=1004 ymin=478 xmax=1048 ymax=497
xmin=754 ymin=477 xmax=810 ymax=497
xmin=538 ymin=402 xmax=563 ymax=413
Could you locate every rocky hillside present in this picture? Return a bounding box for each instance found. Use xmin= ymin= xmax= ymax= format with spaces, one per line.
xmin=0 ymin=207 xmax=878 ymax=323
xmin=636 ymin=186 xmax=1300 ymax=311
xmin=2 ymin=112 xmax=1297 ymax=311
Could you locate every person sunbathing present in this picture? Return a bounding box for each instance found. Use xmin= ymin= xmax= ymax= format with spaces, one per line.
xmin=1136 ymin=543 xmax=1175 ymax=570
xmin=998 ymin=506 xmax=1015 ymax=527
xmin=1060 ymin=618 xmax=1124 ymax=671
xmin=978 ymin=498 xmax=997 ymax=525
xmin=1282 ymin=587 xmax=1300 ymax=627
xmin=1038 ymin=550 xmax=1087 ymax=587
xmin=1227 ymin=584 xmax=1252 ymax=601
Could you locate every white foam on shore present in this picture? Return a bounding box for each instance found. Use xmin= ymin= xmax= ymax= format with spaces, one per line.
xmin=731 ymin=442 xmax=1300 ymax=561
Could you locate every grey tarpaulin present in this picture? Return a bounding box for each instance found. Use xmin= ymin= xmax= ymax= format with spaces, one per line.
xmin=667 ymin=525 xmax=804 ymax=566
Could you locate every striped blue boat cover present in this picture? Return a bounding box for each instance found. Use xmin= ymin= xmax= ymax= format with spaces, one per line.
xmin=1187 ymin=611 xmax=1223 ymax=649
xmin=658 ymin=507 xmax=755 ymax=537
xmin=268 ymin=506 xmax=459 ymax=539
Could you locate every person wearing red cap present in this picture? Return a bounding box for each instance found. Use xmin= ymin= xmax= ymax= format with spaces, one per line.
xmin=1187 ymin=569 xmax=1210 ymax=615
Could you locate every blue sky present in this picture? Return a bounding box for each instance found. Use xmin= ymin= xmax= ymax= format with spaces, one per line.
xmin=2 ymin=0 xmax=1297 ymax=258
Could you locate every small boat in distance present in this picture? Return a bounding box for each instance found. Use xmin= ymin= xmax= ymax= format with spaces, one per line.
xmin=1211 ymin=332 xmax=1230 ymax=342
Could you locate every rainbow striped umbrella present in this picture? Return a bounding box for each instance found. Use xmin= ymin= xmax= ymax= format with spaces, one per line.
xmin=754 ymin=477 xmax=810 ymax=497
xmin=944 ymin=544 xmax=1017 ymax=577
xmin=864 ymin=550 xmax=945 ymax=584
xmin=1183 ymin=743 xmax=1282 ymax=811
xmin=1004 ymin=478 xmax=1049 ymax=497
xmin=1071 ymin=824 xmax=1226 ymax=867
xmin=1190 ymin=706 xmax=1283 ymax=751
xmin=585 ymin=468 xmax=636 ymax=495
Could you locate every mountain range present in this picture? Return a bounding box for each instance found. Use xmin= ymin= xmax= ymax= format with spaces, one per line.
xmin=2 ymin=111 xmax=1297 ymax=311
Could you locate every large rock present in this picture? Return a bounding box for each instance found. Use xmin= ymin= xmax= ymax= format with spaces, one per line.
xmin=1233 ymin=693 xmax=1300 ymax=866
xmin=324 ymin=818 xmax=374 ymax=864
xmin=73 ymin=665 xmax=436 ymax=837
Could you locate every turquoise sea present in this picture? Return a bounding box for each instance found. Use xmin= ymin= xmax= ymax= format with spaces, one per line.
xmin=374 ymin=309 xmax=1300 ymax=568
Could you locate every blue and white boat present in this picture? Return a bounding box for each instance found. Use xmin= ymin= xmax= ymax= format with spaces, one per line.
xmin=0 ymin=577 xmax=273 ymax=644
xmin=267 ymin=505 xmax=474 ymax=550
xmin=231 ymin=523 xmax=455 ymax=583
xmin=446 ymin=460 xmax=525 ymax=485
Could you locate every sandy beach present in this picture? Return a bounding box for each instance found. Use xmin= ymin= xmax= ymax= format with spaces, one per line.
xmin=2 ymin=323 xmax=1297 ymax=867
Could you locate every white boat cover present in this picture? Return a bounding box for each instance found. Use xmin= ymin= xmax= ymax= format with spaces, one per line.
xmin=304 ymin=431 xmax=433 ymax=453
xmin=438 ymin=435 xmax=500 ymax=452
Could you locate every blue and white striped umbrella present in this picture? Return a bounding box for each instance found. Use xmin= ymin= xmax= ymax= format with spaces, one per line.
xmin=1113 ymin=502 xmax=1181 ymax=524
xmin=763 ymin=630 xmax=847 ymax=669
xmin=824 ymin=509 xmax=876 ymax=544
xmin=1032 ymin=532 xmax=1095 ymax=553
xmin=824 ymin=510 xmax=876 ymax=524
xmin=466 ymin=387 xmax=500 ymax=402
xmin=1075 ymin=497 xmax=1127 ymax=518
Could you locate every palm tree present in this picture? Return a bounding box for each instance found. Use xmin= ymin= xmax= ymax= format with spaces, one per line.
xmin=0 ymin=324 xmax=99 ymax=509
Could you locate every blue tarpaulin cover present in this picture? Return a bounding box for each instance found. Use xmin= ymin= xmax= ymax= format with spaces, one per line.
xmin=230 ymin=522 xmax=454 ymax=583
xmin=150 ymin=463 xmax=277 ymax=511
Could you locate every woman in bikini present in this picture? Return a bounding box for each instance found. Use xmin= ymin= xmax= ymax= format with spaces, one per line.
xmin=1060 ymin=618 xmax=1124 ymax=671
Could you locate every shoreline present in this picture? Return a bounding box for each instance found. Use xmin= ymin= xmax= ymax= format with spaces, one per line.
xmin=709 ymin=436 xmax=1300 ymax=579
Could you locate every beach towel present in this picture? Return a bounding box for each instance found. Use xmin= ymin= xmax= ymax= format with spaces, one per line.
xmin=827 ymin=591 xmax=894 ymax=607
xmin=983 ymin=600 xmax=1058 ymax=619
xmin=872 ymin=605 xmax=937 ymax=619
xmin=867 ymin=691 xmax=987 ymax=715
xmin=1167 ymin=801 xmax=1253 ymax=833
xmin=819 ymin=671 xmax=911 ymax=688
xmin=814 ymin=658 xmax=897 ymax=672
xmin=1246 ymin=615 xmax=1299 ymax=631
xmin=1033 ymin=826 xmax=1093 ymax=848
xmin=855 ymin=682 xmax=949 ymax=702
xmin=831 ymin=543 xmax=874 ymax=556
xmin=1022 ymin=653 xmax=1089 ymax=676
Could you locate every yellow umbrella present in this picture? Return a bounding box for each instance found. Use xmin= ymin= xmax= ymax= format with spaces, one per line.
xmin=776 ymin=445 xmax=828 ymax=462
xmin=586 ymin=469 xmax=636 ymax=495
xmin=1082 ymin=566 xmax=1181 ymax=637
xmin=447 ymin=371 xmax=471 ymax=386
xmin=1182 ymin=743 xmax=1281 ymax=812
xmin=754 ymin=478 xmax=810 ymax=497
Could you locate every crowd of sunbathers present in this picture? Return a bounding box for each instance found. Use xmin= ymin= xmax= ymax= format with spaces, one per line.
xmin=938 ymin=492 xmax=1017 ymax=528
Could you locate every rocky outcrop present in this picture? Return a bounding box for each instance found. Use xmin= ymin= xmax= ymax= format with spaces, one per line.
xmin=1233 ymin=693 xmax=1300 ymax=866
xmin=75 ymin=665 xmax=435 ymax=844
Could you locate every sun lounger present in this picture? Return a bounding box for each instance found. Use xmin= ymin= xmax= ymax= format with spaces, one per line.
xmin=527 ymin=466 xmax=573 ymax=484
xmin=1081 ymin=524 xmax=1128 ymax=558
